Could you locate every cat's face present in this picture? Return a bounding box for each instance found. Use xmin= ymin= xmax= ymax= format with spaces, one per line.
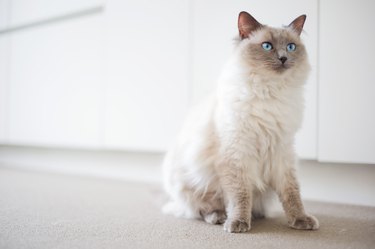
xmin=242 ymin=27 xmax=307 ymax=74
xmin=237 ymin=12 xmax=308 ymax=76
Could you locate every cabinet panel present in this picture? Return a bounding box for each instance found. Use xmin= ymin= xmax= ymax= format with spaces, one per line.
xmin=0 ymin=0 xmax=10 ymax=30
xmin=104 ymin=0 xmax=189 ymax=151
xmin=191 ymin=0 xmax=318 ymax=159
xmin=0 ymin=35 xmax=9 ymax=142
xmin=318 ymin=0 xmax=375 ymax=163
xmin=9 ymin=0 xmax=103 ymax=28
xmin=8 ymin=14 xmax=104 ymax=148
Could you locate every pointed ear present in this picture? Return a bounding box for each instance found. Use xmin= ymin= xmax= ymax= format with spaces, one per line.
xmin=288 ymin=15 xmax=306 ymax=35
xmin=238 ymin=11 xmax=262 ymax=39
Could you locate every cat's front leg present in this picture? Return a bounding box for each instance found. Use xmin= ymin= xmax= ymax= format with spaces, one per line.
xmin=219 ymin=157 xmax=253 ymax=233
xmin=275 ymin=167 xmax=319 ymax=230
xmin=223 ymin=187 xmax=253 ymax=233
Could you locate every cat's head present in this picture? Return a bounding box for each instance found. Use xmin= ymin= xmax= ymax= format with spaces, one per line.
xmin=237 ymin=12 xmax=308 ymax=77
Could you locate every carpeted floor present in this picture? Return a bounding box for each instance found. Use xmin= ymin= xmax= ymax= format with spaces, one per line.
xmin=0 ymin=167 xmax=374 ymax=249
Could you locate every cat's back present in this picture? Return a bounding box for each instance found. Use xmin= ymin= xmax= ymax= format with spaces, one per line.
xmin=163 ymin=93 xmax=218 ymax=173
xmin=177 ymin=94 xmax=216 ymax=145
xmin=162 ymin=94 xmax=220 ymax=203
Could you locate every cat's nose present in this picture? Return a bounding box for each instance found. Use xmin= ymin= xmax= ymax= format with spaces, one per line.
xmin=279 ymin=56 xmax=287 ymax=64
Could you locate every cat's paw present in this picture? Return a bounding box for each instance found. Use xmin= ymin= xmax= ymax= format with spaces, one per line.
xmin=203 ymin=210 xmax=227 ymax=225
xmin=224 ymin=219 xmax=251 ymax=233
xmin=288 ymin=214 xmax=319 ymax=230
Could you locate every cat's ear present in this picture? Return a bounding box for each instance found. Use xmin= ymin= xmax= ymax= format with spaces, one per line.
xmin=288 ymin=15 xmax=306 ymax=36
xmin=238 ymin=11 xmax=262 ymax=39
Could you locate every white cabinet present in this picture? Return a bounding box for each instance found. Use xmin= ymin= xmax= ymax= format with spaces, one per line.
xmin=191 ymin=0 xmax=318 ymax=159
xmin=8 ymin=0 xmax=104 ymax=28
xmin=0 ymin=35 xmax=9 ymax=142
xmin=0 ymin=0 xmax=10 ymax=30
xmin=1 ymin=0 xmax=374 ymax=164
xmin=104 ymin=0 xmax=190 ymax=151
xmin=0 ymin=0 xmax=9 ymax=142
xmin=8 ymin=14 xmax=104 ymax=148
xmin=2 ymin=0 xmax=190 ymax=152
xmin=318 ymin=0 xmax=375 ymax=163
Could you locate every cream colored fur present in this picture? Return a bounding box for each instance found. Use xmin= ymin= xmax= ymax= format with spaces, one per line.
xmin=162 ymin=12 xmax=319 ymax=233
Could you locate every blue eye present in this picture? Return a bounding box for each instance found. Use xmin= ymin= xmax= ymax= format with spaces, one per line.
xmin=262 ymin=42 xmax=273 ymax=51
xmin=287 ymin=43 xmax=296 ymax=51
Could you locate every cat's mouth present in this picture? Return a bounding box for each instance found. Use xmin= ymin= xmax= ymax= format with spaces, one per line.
xmin=273 ymin=63 xmax=290 ymax=73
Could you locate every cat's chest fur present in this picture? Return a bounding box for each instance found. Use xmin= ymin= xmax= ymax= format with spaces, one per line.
xmin=215 ymin=71 xmax=304 ymax=159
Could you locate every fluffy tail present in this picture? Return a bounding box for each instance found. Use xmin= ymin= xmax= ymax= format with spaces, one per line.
xmin=162 ymin=200 xmax=199 ymax=219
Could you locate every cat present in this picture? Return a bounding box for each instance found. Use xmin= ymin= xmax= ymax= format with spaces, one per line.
xmin=162 ymin=11 xmax=319 ymax=233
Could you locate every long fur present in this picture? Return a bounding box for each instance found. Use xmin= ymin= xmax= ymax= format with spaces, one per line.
xmin=162 ymin=14 xmax=319 ymax=233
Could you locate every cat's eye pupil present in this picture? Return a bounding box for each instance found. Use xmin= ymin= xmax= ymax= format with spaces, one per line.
xmin=262 ymin=42 xmax=273 ymax=51
xmin=287 ymin=43 xmax=296 ymax=51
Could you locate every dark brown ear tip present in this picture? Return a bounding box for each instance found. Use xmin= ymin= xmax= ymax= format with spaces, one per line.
xmin=298 ymin=15 xmax=307 ymax=23
xmin=238 ymin=11 xmax=250 ymax=18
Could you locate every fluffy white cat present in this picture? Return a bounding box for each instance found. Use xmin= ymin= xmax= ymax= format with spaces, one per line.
xmin=162 ymin=11 xmax=319 ymax=233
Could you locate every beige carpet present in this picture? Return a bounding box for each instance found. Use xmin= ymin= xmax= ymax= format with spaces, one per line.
xmin=0 ymin=167 xmax=374 ymax=249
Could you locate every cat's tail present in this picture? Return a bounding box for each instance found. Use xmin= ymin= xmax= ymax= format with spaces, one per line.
xmin=162 ymin=200 xmax=199 ymax=219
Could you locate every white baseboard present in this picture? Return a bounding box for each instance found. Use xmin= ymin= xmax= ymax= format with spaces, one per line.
xmin=0 ymin=145 xmax=163 ymax=183
xmin=0 ymin=145 xmax=374 ymax=206
xmin=297 ymin=160 xmax=375 ymax=207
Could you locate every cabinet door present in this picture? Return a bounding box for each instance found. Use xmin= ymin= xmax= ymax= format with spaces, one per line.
xmin=104 ymin=0 xmax=189 ymax=151
xmin=9 ymin=0 xmax=104 ymax=28
xmin=0 ymin=0 xmax=10 ymax=30
xmin=191 ymin=0 xmax=318 ymax=159
xmin=0 ymin=35 xmax=9 ymax=142
xmin=0 ymin=0 xmax=10 ymax=143
xmin=8 ymin=14 xmax=104 ymax=148
xmin=318 ymin=0 xmax=375 ymax=163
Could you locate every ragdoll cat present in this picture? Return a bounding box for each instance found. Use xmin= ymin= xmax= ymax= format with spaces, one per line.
xmin=162 ymin=11 xmax=319 ymax=233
